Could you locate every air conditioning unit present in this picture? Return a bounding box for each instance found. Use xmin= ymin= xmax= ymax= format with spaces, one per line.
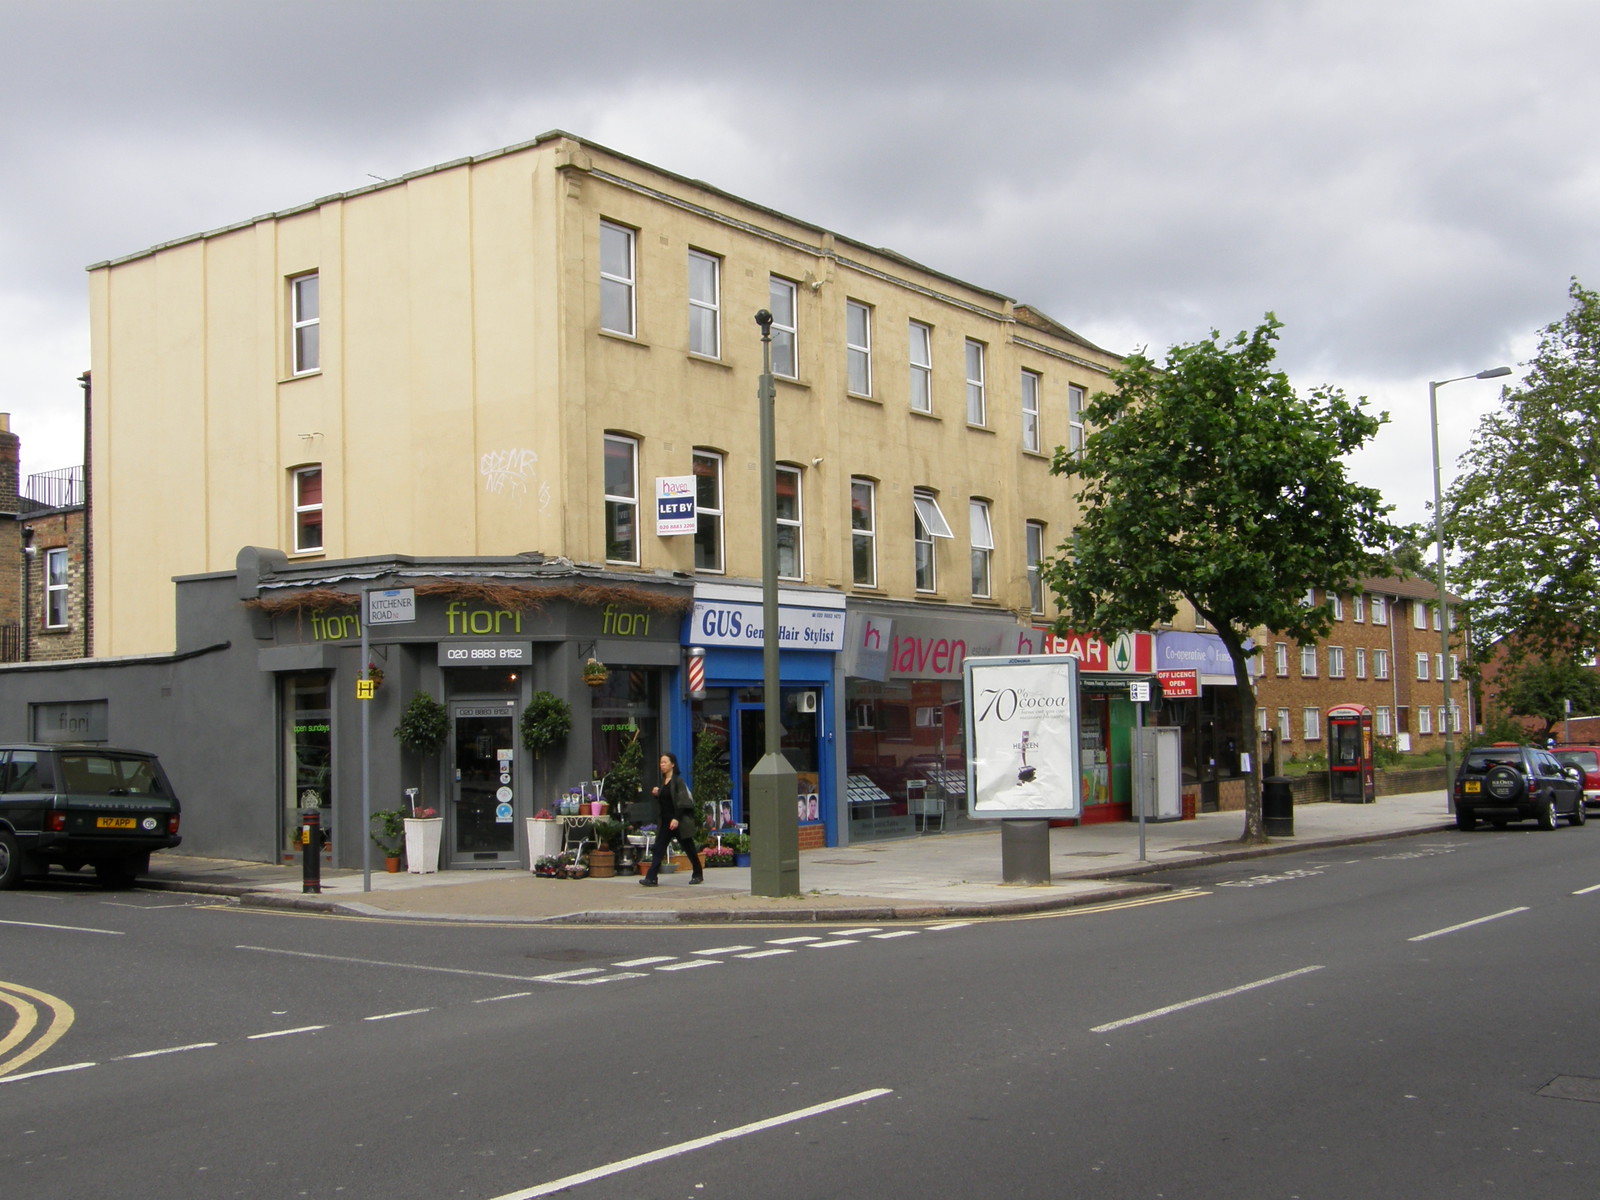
xmin=796 ymin=691 xmax=817 ymax=713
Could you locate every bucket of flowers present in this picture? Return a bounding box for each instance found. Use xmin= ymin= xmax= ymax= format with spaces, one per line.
xmin=560 ymin=850 xmax=589 ymax=880
xmin=533 ymin=854 xmax=561 ymax=878
xmin=701 ymin=844 xmax=736 ymax=869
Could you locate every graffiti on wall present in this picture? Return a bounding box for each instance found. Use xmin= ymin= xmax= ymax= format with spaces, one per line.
xmin=480 ymin=447 xmax=552 ymax=509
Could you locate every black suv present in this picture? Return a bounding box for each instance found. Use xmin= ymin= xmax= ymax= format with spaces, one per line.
xmin=1453 ymin=743 xmax=1586 ymax=831
xmin=0 ymin=744 xmax=182 ymax=888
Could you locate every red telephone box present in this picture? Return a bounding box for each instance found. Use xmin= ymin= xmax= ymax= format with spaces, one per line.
xmin=1327 ymin=703 xmax=1376 ymax=803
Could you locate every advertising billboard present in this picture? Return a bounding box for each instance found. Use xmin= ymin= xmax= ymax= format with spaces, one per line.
xmin=963 ymin=654 xmax=1082 ymax=820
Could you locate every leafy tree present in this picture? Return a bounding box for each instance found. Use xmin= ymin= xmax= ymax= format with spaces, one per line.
xmin=1045 ymin=316 xmax=1400 ymax=841
xmin=1486 ymin=655 xmax=1600 ymax=739
xmin=1446 ymin=279 xmax=1600 ymax=662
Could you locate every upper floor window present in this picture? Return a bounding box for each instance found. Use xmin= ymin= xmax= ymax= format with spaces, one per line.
xmin=693 ymin=450 xmax=724 ymax=573
xmin=1277 ymin=708 xmax=1293 ymax=743
xmin=969 ymin=500 xmax=995 ymax=599
xmin=908 ymin=321 xmax=933 ymax=413
xmin=1353 ymin=594 xmax=1366 ymax=623
xmin=688 ymin=250 xmax=721 ymax=357
xmin=599 ymin=221 xmax=636 ymax=336
xmin=1328 ymin=646 xmax=1346 ymax=678
xmin=603 ymin=434 xmax=639 ymax=564
xmin=292 ymin=465 xmax=323 ymax=554
xmin=1371 ymin=595 xmax=1387 ymax=625
xmin=1414 ymin=601 xmax=1428 ymax=630
xmin=1275 ymin=643 xmax=1288 ymax=676
xmin=1374 ymin=648 xmax=1390 ymax=680
xmin=1025 ymin=521 xmax=1046 ymax=614
xmin=1355 ymin=647 xmax=1368 ymax=679
xmin=1300 ymin=645 xmax=1318 ymax=677
xmin=1303 ymin=707 xmax=1321 ymax=741
xmin=769 ymin=277 xmax=798 ymax=378
xmin=1302 ymin=587 xmax=1317 ymax=608
xmin=775 ymin=465 xmax=803 ymax=580
xmin=290 ymin=274 xmax=319 ymax=375
xmin=45 ymin=548 xmax=69 ymax=629
xmin=913 ymin=490 xmax=954 ymax=593
xmin=965 ymin=339 xmax=987 ymax=425
xmin=1020 ymin=370 xmax=1042 ymax=452
xmin=1329 ymin=594 xmax=1343 ymax=620
xmin=1067 ymin=385 xmax=1086 ymax=455
xmin=1415 ymin=651 xmax=1430 ymax=681
xmin=851 ymin=478 xmax=877 ymax=588
xmin=846 ymin=301 xmax=872 ymax=396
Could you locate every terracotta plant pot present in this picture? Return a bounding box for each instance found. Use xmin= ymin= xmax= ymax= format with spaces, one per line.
xmin=384 ymin=856 xmax=402 ymax=874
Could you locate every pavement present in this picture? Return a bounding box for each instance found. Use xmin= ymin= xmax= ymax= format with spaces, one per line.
xmin=136 ymin=790 xmax=1458 ymax=924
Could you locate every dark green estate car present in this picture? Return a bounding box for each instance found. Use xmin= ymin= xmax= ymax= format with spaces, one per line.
xmin=0 ymin=744 xmax=181 ymax=888
xmin=1453 ymin=743 xmax=1585 ymax=831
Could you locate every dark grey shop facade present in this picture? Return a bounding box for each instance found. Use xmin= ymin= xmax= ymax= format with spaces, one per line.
xmin=0 ymin=547 xmax=692 ymax=870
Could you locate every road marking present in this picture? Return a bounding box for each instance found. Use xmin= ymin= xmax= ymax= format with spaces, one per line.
xmin=247 ymin=1025 xmax=326 ymax=1040
xmin=238 ymin=945 xmax=586 ymax=984
xmin=489 ymin=1087 xmax=894 ymax=1199
xmin=476 ymin=992 xmax=534 ymax=1003
xmin=807 ymin=939 xmax=858 ymax=949
xmin=532 ymin=968 xmax=605 ymax=981
xmin=553 ymin=973 xmax=647 ymax=985
xmin=766 ymin=935 xmax=821 ymax=944
xmin=0 ymin=1061 xmax=96 ymax=1084
xmin=735 ymin=948 xmax=793 ymax=959
xmin=0 ymin=918 xmax=123 ymax=935
xmin=1408 ymin=907 xmax=1530 ymax=942
xmin=364 ymin=1009 xmax=432 ymax=1021
xmin=657 ymin=959 xmax=720 ymax=972
xmin=613 ymin=956 xmax=677 ymax=967
xmin=870 ymin=930 xmax=920 ymax=939
xmin=0 ymin=982 xmax=76 ymax=1078
xmin=1092 ymin=965 xmax=1325 ymax=1033
xmin=115 ymin=1042 xmax=218 ymax=1059
xmin=926 ymin=921 xmax=974 ymax=931
xmin=693 ymin=945 xmax=755 ymax=955
xmin=1574 ymin=884 xmax=1600 ymax=895
xmin=828 ymin=927 xmax=882 ymax=937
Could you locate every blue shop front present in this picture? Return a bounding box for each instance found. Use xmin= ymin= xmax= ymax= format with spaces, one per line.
xmin=676 ymin=582 xmax=845 ymax=849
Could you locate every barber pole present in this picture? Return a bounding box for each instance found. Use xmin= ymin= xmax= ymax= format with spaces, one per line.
xmin=686 ymin=647 xmax=707 ymax=699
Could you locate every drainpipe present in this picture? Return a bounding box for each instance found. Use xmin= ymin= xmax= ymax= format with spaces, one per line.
xmin=21 ymin=524 xmax=34 ymax=662
xmin=79 ymin=371 xmax=92 ymax=657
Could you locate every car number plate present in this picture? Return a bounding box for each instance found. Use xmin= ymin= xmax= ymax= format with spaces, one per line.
xmin=1463 ymin=781 xmax=1481 ymax=794
xmin=96 ymin=817 xmax=137 ymax=829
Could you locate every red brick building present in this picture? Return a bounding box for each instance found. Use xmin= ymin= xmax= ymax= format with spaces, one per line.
xmin=0 ymin=416 xmax=90 ymax=663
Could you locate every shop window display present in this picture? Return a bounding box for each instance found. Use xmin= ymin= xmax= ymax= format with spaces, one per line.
xmin=844 ymin=679 xmax=966 ymax=841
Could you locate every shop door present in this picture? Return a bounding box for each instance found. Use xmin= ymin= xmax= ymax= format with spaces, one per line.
xmin=732 ymin=689 xmax=821 ymax=834
xmin=450 ymin=704 xmax=518 ymax=866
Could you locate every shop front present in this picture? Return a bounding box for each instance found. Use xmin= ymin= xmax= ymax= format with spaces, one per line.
xmin=679 ymin=583 xmax=844 ymax=849
xmin=1151 ymin=631 xmax=1256 ymax=812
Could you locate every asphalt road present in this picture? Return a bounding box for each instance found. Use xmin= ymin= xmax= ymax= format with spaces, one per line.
xmin=4 ymin=824 xmax=1599 ymax=1199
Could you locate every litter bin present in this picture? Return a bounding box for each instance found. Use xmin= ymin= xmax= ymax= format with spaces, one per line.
xmin=1262 ymin=776 xmax=1294 ymax=837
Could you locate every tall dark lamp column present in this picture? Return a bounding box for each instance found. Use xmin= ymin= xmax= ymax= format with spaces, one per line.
xmin=750 ymin=310 xmax=799 ymax=896
xmin=1430 ymin=365 xmax=1511 ymax=809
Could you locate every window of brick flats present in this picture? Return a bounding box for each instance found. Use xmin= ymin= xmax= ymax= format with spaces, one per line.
xmin=1300 ymin=645 xmax=1317 ymax=677
xmin=1327 ymin=646 xmax=1346 ymax=678
xmin=1353 ymin=594 xmax=1365 ymax=622
xmin=1374 ymin=648 xmax=1390 ymax=680
xmin=292 ymin=465 xmax=323 ymax=554
xmin=1303 ymin=707 xmax=1321 ymax=741
xmin=1371 ymin=595 xmax=1387 ymax=625
xmin=1355 ymin=647 xmax=1367 ymax=679
xmin=45 ymin=548 xmax=69 ymax=628
xmin=1376 ymin=706 xmax=1391 ymax=736
xmin=1277 ymin=708 xmax=1292 ymax=742
xmin=1275 ymin=643 xmax=1288 ymax=676
xmin=1416 ymin=652 xmax=1430 ymax=681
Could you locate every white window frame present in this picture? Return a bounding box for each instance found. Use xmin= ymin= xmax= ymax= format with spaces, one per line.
xmin=1353 ymin=594 xmax=1366 ymax=623
xmin=1020 ymin=370 xmax=1041 ymax=453
xmin=1302 ymin=588 xmax=1317 ymax=608
xmin=1376 ymin=706 xmax=1391 ymax=736
xmin=1418 ymin=705 xmax=1433 ymax=735
xmin=909 ymin=320 xmax=933 ymax=413
xmin=775 ymin=464 xmax=803 ymax=581
xmin=603 ymin=434 xmax=639 ymax=565
xmin=290 ymin=273 xmax=319 ymax=375
xmin=1275 ymin=643 xmax=1288 ymax=676
xmin=292 ymin=465 xmax=323 ymax=554
xmin=1374 ymin=648 xmax=1390 ymax=680
xmin=45 ymin=547 xmax=69 ymax=629
xmin=1301 ymin=645 xmax=1318 ymax=677
xmin=913 ymin=490 xmax=954 ymax=593
xmin=1026 ymin=521 xmax=1045 ymax=615
xmin=769 ymin=277 xmax=798 ymax=379
xmin=965 ymin=339 xmax=987 ymax=425
xmin=1303 ymin=707 xmax=1321 ymax=741
xmin=1450 ymin=654 xmax=1459 ymax=681
xmin=1435 ymin=653 xmax=1445 ymax=680
xmin=688 ymin=249 xmax=721 ymax=358
xmin=1414 ymin=601 xmax=1428 ymax=630
xmin=1277 ymin=708 xmax=1293 ymax=743
xmin=1327 ymin=646 xmax=1346 ymax=679
xmin=1371 ymin=595 xmax=1387 ymax=626
xmin=1067 ymin=385 xmax=1086 ymax=456
xmin=846 ymin=300 xmax=872 ymax=397
xmin=851 ymin=478 xmax=877 ymax=588
xmin=693 ymin=450 xmax=724 ymax=574
xmin=1329 ymin=594 xmax=1343 ymax=620
xmin=1415 ymin=652 xmax=1430 ymax=681
xmin=969 ymin=499 xmax=995 ymax=599
xmin=1355 ymin=647 xmax=1367 ymax=679
xmin=1449 ymin=702 xmax=1462 ymax=733
xmin=599 ymin=221 xmax=636 ymax=337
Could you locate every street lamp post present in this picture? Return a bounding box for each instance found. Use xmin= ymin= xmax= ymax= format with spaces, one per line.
xmin=1429 ymin=365 xmax=1511 ymax=810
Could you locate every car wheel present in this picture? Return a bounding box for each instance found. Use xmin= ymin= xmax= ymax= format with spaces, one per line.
xmin=94 ymin=858 xmax=139 ymax=889
xmin=1538 ymin=795 xmax=1559 ymax=830
xmin=1455 ymin=810 xmax=1476 ymax=831
xmin=1572 ymin=799 xmax=1588 ymax=826
xmin=0 ymin=831 xmax=24 ymax=889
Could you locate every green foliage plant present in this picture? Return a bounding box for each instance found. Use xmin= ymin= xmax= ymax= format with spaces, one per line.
xmin=1488 ymin=657 xmax=1600 ymax=739
xmin=605 ymin=727 xmax=646 ymax=813
xmin=369 ymin=808 xmax=406 ymax=858
xmin=520 ymin=691 xmax=572 ymax=757
xmin=691 ymin=726 xmax=732 ymax=826
xmin=1044 ymin=316 xmax=1401 ymax=843
xmin=393 ymin=690 xmax=449 ymax=756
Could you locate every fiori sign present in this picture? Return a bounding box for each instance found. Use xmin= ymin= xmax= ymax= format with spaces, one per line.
xmin=962 ymin=655 xmax=1082 ymax=819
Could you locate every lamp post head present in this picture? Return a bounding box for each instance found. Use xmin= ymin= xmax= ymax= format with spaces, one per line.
xmin=1474 ymin=366 xmax=1512 ymax=380
xmin=754 ymin=309 xmax=773 ymax=332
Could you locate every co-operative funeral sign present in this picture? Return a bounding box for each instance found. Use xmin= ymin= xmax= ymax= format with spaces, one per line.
xmin=963 ymin=654 xmax=1081 ymax=820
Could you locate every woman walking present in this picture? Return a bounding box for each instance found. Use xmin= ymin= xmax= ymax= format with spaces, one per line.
xmin=639 ymin=752 xmax=703 ymax=886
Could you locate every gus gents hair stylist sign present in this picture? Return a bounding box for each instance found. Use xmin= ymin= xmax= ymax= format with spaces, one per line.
xmin=963 ymin=655 xmax=1082 ymax=820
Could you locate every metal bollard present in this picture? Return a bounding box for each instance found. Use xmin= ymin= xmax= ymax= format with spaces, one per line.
xmin=301 ymin=807 xmax=324 ymax=893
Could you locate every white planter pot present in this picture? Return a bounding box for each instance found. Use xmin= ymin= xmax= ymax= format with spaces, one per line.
xmin=526 ymin=817 xmax=562 ymax=866
xmin=404 ymin=817 xmax=444 ymax=874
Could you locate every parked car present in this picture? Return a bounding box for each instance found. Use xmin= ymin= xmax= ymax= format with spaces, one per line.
xmin=1552 ymin=744 xmax=1600 ymax=812
xmin=0 ymin=744 xmax=181 ymax=888
xmin=1453 ymin=743 xmax=1585 ymax=831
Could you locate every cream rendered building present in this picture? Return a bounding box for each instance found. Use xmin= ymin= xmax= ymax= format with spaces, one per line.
xmin=89 ymin=131 xmax=1117 ymax=656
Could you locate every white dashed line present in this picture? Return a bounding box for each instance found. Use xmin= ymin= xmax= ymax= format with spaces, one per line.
xmin=248 ymin=1025 xmax=326 ymax=1040
xmin=533 ymin=968 xmax=606 ymax=981
xmin=734 ymin=949 xmax=794 ymax=959
xmin=766 ymin=936 xmax=821 ymax=944
xmin=1092 ymin=966 xmax=1325 ymax=1033
xmin=827 ymin=928 xmax=883 ymax=937
xmin=115 ymin=1043 xmax=217 ymax=1060
xmin=364 ymin=1008 xmax=433 ymax=1021
xmin=694 ymin=945 xmax=756 ymax=956
xmin=476 ymin=992 xmax=534 ymax=1003
xmin=0 ymin=1062 xmax=97 ymax=1084
xmin=614 ymin=956 xmax=677 ymax=967
xmin=870 ymin=931 xmax=919 ymax=939
xmin=657 ymin=960 xmax=721 ymax=972
xmin=1574 ymin=883 xmax=1600 ymax=896
xmin=806 ymin=939 xmax=858 ymax=949
xmin=925 ymin=922 xmax=973 ymax=931
xmin=1408 ymin=907 xmax=1529 ymax=942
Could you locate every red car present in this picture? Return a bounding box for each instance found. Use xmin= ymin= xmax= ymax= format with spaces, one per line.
xmin=1553 ymin=745 xmax=1600 ymax=812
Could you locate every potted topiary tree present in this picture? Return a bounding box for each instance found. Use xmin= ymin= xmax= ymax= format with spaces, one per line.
xmin=605 ymin=728 xmax=647 ymax=823
xmin=393 ymin=690 xmax=449 ymax=873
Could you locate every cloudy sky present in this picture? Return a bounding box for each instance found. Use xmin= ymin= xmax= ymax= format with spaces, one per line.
xmin=5 ymin=0 xmax=1597 ymax=530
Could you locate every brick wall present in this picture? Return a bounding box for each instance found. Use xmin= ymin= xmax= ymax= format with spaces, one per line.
xmin=25 ymin=507 xmax=89 ymax=661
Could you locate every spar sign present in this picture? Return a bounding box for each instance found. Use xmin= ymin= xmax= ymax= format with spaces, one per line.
xmin=963 ymin=655 xmax=1081 ymax=820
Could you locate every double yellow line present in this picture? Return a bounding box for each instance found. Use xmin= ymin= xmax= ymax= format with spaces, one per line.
xmin=0 ymin=982 xmax=76 ymax=1078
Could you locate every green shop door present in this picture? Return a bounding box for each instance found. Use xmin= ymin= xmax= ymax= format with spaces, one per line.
xmin=450 ymin=702 xmax=519 ymax=866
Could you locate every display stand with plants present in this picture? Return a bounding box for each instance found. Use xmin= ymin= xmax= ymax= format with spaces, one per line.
xmin=394 ymin=691 xmax=449 ymax=873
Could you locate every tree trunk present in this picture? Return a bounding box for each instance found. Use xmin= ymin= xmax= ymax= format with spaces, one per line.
xmin=1217 ymin=627 xmax=1265 ymax=843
